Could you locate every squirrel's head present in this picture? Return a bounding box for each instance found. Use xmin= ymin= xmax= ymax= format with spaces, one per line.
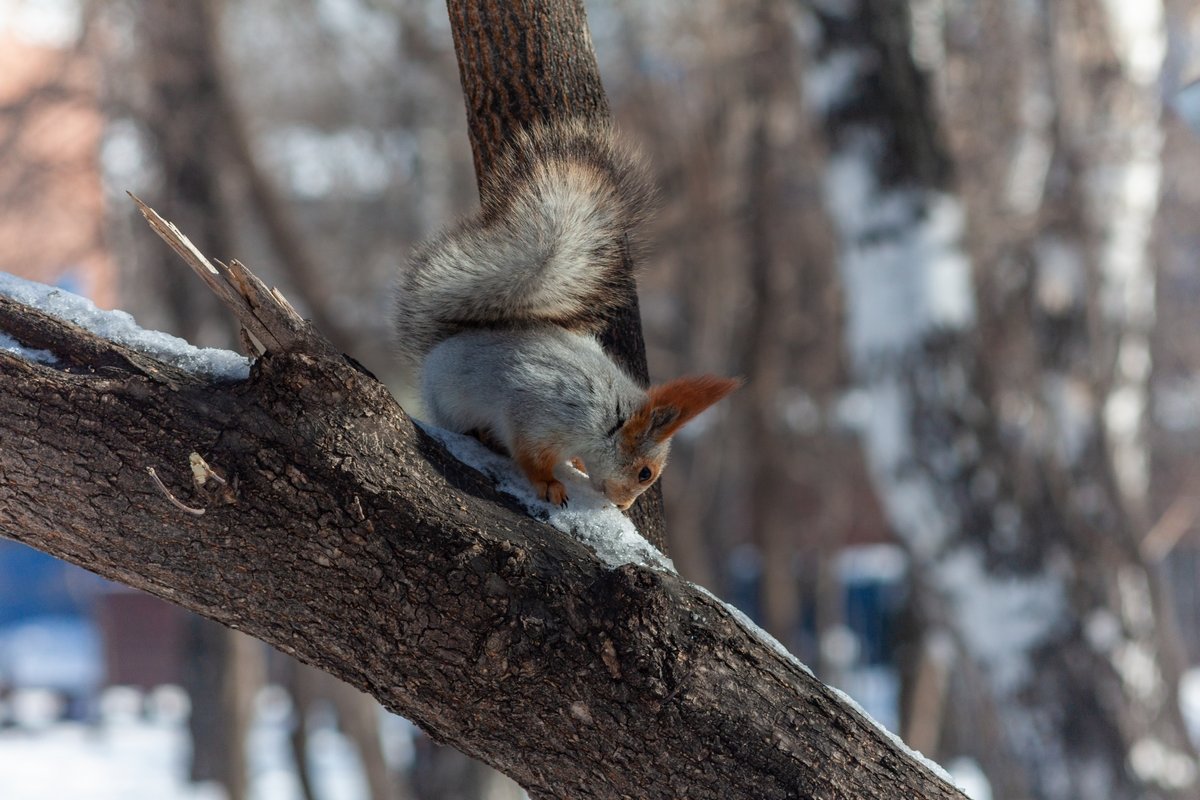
xmin=586 ymin=375 xmax=741 ymax=510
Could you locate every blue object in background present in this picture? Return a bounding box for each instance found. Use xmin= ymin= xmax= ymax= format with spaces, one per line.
xmin=0 ymin=541 xmax=106 ymax=713
xmin=0 ymin=541 xmax=99 ymax=625
xmin=843 ymin=577 xmax=903 ymax=666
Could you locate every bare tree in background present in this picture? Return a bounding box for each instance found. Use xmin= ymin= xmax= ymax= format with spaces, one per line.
xmin=608 ymin=0 xmax=864 ymax=678
xmin=133 ymin=3 xmax=257 ymax=797
xmin=805 ymin=0 xmax=1198 ymax=798
xmin=112 ymin=3 xmax=409 ymax=797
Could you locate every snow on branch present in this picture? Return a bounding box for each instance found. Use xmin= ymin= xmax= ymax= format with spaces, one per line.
xmin=130 ymin=193 xmax=321 ymax=358
xmin=0 ymin=270 xmax=249 ymax=379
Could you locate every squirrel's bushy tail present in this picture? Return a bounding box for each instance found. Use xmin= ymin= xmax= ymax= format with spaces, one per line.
xmin=392 ymin=119 xmax=654 ymax=369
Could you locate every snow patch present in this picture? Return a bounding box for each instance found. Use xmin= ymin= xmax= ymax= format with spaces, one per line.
xmin=1178 ymin=668 xmax=1200 ymax=746
xmin=828 ymin=684 xmax=959 ymax=788
xmin=1113 ymin=641 xmax=1164 ymax=704
xmin=1004 ymin=2 xmax=1054 ymax=216
xmin=0 ymin=0 xmax=81 ymax=47
xmin=1084 ymin=609 xmax=1123 ymax=652
xmin=0 ymin=272 xmax=251 ymax=380
xmin=947 ymin=757 xmax=993 ymax=800
xmin=1117 ymin=562 xmax=1156 ymax=632
xmin=1094 ymin=158 xmax=1160 ymax=326
xmin=418 ymin=423 xmax=673 ymax=571
xmin=1108 ymin=568 xmax=1166 ymax=704
xmin=937 ymin=547 xmax=1065 ymax=694
xmin=1005 ymin=127 xmax=1053 ymax=214
xmin=837 ymin=544 xmax=908 ymax=583
xmin=1034 ymin=237 xmax=1085 ymax=314
xmin=693 ymin=585 xmax=814 ymax=679
xmin=908 ymin=0 xmax=946 ymax=71
xmin=837 ymin=665 xmax=901 ymax=732
xmin=694 ymin=571 xmax=955 ymax=786
xmin=261 ymin=126 xmax=400 ymax=199
xmin=1087 ymin=2 xmax=1164 ymax=507
xmin=0 ymin=617 xmax=102 ymax=693
xmin=825 ymin=136 xmax=975 ymax=362
xmin=1104 ymin=388 xmax=1142 ymax=455
xmin=0 ymin=684 xmax=386 ymax=800
xmin=804 ymin=50 xmax=868 ymax=115
xmin=0 ymin=332 xmax=57 ymax=365
xmin=1099 ymin=0 xmax=1166 ymax=86
xmin=1129 ymin=738 xmax=1198 ymax=790
xmin=851 ymin=379 xmax=957 ymax=559
xmin=101 ymin=119 xmax=157 ymax=196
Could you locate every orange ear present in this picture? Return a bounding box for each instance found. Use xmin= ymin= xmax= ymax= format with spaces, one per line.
xmin=623 ymin=375 xmax=741 ymax=447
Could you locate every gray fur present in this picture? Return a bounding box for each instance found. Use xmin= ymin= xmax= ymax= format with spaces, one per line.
xmin=422 ymin=328 xmax=666 ymax=497
xmin=392 ymin=119 xmax=653 ymax=371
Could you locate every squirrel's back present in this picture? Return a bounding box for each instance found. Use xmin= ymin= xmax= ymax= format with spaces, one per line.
xmin=392 ymin=119 xmax=654 ymax=370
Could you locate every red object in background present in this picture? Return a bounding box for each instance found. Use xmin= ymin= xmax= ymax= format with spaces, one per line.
xmin=95 ymin=590 xmax=187 ymax=689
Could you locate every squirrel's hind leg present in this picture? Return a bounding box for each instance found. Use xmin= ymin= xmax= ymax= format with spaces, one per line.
xmin=514 ymin=440 xmax=568 ymax=507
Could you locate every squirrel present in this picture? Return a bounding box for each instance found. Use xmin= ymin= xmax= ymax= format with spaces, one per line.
xmin=392 ymin=119 xmax=739 ymax=510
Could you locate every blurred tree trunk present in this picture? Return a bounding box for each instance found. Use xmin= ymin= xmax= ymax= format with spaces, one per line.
xmin=804 ymin=0 xmax=1198 ymax=798
xmin=137 ymin=0 xmax=234 ymax=347
xmin=738 ymin=0 xmax=801 ymax=650
xmin=183 ymin=619 xmax=257 ymax=799
xmin=136 ymin=4 xmax=408 ymax=798
xmin=138 ymin=4 xmax=254 ymax=798
xmin=288 ymin=660 xmax=414 ymax=800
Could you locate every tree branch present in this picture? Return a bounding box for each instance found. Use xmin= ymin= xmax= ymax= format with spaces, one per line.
xmin=0 ymin=208 xmax=964 ymax=798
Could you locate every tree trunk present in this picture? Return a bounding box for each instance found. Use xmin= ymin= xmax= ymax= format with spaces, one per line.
xmin=136 ymin=0 xmax=235 ymax=347
xmin=805 ymin=0 xmax=1199 ymax=797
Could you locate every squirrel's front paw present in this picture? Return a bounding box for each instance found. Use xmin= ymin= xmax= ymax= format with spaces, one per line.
xmin=536 ymin=479 xmax=569 ymax=507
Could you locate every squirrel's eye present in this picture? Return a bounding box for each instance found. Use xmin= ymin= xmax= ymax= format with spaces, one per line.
xmin=638 ymin=466 xmax=653 ymax=483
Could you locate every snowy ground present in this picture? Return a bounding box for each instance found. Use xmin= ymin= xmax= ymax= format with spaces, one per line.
xmin=0 ymin=685 xmax=396 ymax=800
xmin=16 ymin=624 xmax=1200 ymax=799
xmin=0 ymin=679 xmax=985 ymax=800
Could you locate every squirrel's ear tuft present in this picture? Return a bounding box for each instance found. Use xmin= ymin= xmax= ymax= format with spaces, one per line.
xmin=624 ymin=375 xmax=741 ymax=447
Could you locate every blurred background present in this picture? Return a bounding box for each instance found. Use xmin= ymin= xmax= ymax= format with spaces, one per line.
xmin=2 ymin=0 xmax=1200 ymax=798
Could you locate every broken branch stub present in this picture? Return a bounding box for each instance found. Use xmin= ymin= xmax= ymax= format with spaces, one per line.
xmin=130 ymin=193 xmax=329 ymax=358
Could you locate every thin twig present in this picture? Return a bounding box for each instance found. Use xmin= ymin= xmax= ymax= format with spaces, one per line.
xmin=147 ymin=466 xmax=206 ymax=516
xmin=1141 ymin=492 xmax=1200 ymax=562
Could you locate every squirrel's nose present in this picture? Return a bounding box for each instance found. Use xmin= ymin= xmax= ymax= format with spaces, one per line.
xmin=617 ymin=500 xmax=634 ymax=511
